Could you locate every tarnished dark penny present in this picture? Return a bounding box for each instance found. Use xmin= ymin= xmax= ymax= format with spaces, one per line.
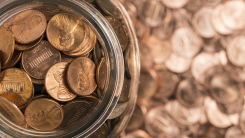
xmin=88 ymin=123 xmax=109 ymax=138
xmin=176 ymin=79 xmax=206 ymax=108
xmin=106 ymin=16 xmax=128 ymax=52
xmin=125 ymin=130 xmax=151 ymax=138
xmin=125 ymin=104 xmax=145 ymax=131
xmin=96 ymin=0 xmax=123 ymax=20
xmin=119 ymin=76 xmax=131 ymax=103
xmin=15 ymin=34 xmax=43 ymax=51
xmin=25 ymin=98 xmax=64 ymax=131
xmin=45 ymin=62 xmax=76 ymax=102
xmin=93 ymin=41 xmax=102 ymax=65
xmin=67 ymin=57 xmax=97 ymax=96
xmin=225 ymin=126 xmax=245 ymax=138
xmin=0 ymin=68 xmax=33 ymax=108
xmin=108 ymin=102 xmax=128 ymax=119
xmin=210 ymin=73 xmax=240 ymax=104
xmin=217 ymin=93 xmax=244 ymax=115
xmin=59 ymin=100 xmax=92 ymax=128
xmin=96 ymin=57 xmax=108 ymax=91
xmin=0 ymin=96 xmax=25 ymax=127
xmin=47 ymin=13 xmax=85 ymax=52
xmin=10 ymin=10 xmax=46 ymax=44
xmin=0 ymin=28 xmax=15 ymax=67
xmin=2 ymin=50 xmax=22 ymax=69
xmin=22 ymin=40 xmax=61 ymax=79
xmin=138 ymin=70 xmax=158 ymax=99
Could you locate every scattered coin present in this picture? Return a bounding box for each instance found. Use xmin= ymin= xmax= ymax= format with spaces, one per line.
xmin=45 ymin=62 xmax=76 ymax=102
xmin=67 ymin=57 xmax=97 ymax=96
xmin=25 ymin=98 xmax=64 ymax=131
xmin=22 ymin=40 xmax=61 ymax=79
xmin=165 ymin=53 xmax=192 ymax=73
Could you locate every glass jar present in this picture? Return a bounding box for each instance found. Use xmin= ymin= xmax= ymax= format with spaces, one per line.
xmin=0 ymin=0 xmax=139 ymax=137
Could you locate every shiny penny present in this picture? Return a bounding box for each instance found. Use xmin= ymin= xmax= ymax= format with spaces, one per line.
xmin=96 ymin=57 xmax=108 ymax=91
xmin=0 ymin=68 xmax=33 ymax=108
xmin=22 ymin=40 xmax=61 ymax=79
xmin=59 ymin=100 xmax=92 ymax=128
xmin=0 ymin=28 xmax=15 ymax=67
xmin=10 ymin=10 xmax=46 ymax=44
xmin=47 ymin=13 xmax=85 ymax=52
xmin=45 ymin=62 xmax=76 ymax=102
xmin=106 ymin=16 xmax=128 ymax=52
xmin=25 ymin=98 xmax=64 ymax=131
xmin=0 ymin=96 xmax=25 ymax=127
xmin=67 ymin=57 xmax=97 ymax=96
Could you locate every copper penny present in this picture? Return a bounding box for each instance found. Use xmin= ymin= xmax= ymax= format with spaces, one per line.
xmin=45 ymin=62 xmax=76 ymax=102
xmin=93 ymin=41 xmax=102 ymax=65
xmin=225 ymin=126 xmax=245 ymax=138
xmin=10 ymin=10 xmax=46 ymax=44
xmin=106 ymin=16 xmax=128 ymax=52
xmin=25 ymin=98 xmax=64 ymax=131
xmin=96 ymin=0 xmax=123 ymax=20
xmin=33 ymin=6 xmax=62 ymax=21
xmin=0 ymin=96 xmax=25 ymax=127
xmin=166 ymin=53 xmax=192 ymax=73
xmin=161 ymin=0 xmax=189 ymax=9
xmin=108 ymin=102 xmax=128 ymax=119
xmin=59 ymin=100 xmax=92 ymax=128
xmin=124 ymin=42 xmax=135 ymax=79
xmin=119 ymin=76 xmax=131 ymax=103
xmin=31 ymin=77 xmax=44 ymax=85
xmin=47 ymin=13 xmax=85 ymax=52
xmin=15 ymin=34 xmax=43 ymax=51
xmin=184 ymin=0 xmax=203 ymax=13
xmin=88 ymin=123 xmax=109 ymax=138
xmin=0 ymin=68 xmax=33 ymax=108
xmin=0 ymin=28 xmax=15 ymax=67
xmin=2 ymin=50 xmax=22 ymax=69
xmin=126 ymin=104 xmax=145 ymax=131
xmin=61 ymin=53 xmax=75 ymax=63
xmin=96 ymin=57 xmax=108 ymax=91
xmin=22 ymin=40 xmax=61 ymax=79
xmin=67 ymin=57 xmax=97 ymax=96
xmin=176 ymin=79 xmax=206 ymax=108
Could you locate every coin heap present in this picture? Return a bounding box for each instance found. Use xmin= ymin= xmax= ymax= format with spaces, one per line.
xmin=0 ymin=0 xmax=132 ymax=135
xmin=120 ymin=0 xmax=245 ymax=137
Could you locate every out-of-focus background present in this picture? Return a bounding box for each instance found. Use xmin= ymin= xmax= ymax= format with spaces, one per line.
xmin=119 ymin=0 xmax=245 ymax=138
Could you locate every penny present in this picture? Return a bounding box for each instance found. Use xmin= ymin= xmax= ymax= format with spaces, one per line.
xmin=161 ymin=0 xmax=189 ymax=9
xmin=217 ymin=93 xmax=244 ymax=115
xmin=124 ymin=43 xmax=135 ymax=79
xmin=0 ymin=68 xmax=33 ymax=108
xmin=2 ymin=50 xmax=22 ymax=69
xmin=88 ymin=123 xmax=109 ymax=138
xmin=61 ymin=53 xmax=75 ymax=63
xmin=45 ymin=62 xmax=76 ymax=102
xmin=227 ymin=35 xmax=245 ymax=67
xmin=184 ymin=0 xmax=203 ymax=13
xmin=191 ymin=52 xmax=220 ymax=84
xmin=225 ymin=126 xmax=245 ymax=138
xmin=170 ymin=100 xmax=202 ymax=125
xmin=34 ymin=6 xmax=62 ymax=21
xmin=108 ymin=102 xmax=128 ymax=119
xmin=25 ymin=98 xmax=64 ymax=131
xmin=125 ymin=104 xmax=145 ymax=131
xmin=138 ymin=70 xmax=158 ymax=99
xmin=119 ymin=76 xmax=131 ymax=103
xmin=47 ymin=13 xmax=85 ymax=52
xmin=96 ymin=0 xmax=123 ymax=20
xmin=22 ymin=40 xmax=61 ymax=79
xmin=171 ymin=27 xmax=203 ymax=58
xmin=165 ymin=53 xmax=192 ymax=73
xmin=192 ymin=7 xmax=217 ymax=38
xmin=211 ymin=5 xmax=232 ymax=35
xmin=139 ymin=0 xmax=167 ymax=27
xmin=221 ymin=0 xmax=245 ymax=30
xmin=0 ymin=96 xmax=25 ymax=127
xmin=204 ymin=97 xmax=232 ymax=128
xmin=139 ymin=44 xmax=153 ymax=71
xmin=96 ymin=57 xmax=108 ymax=91
xmin=93 ymin=41 xmax=102 ymax=65
xmin=77 ymin=95 xmax=99 ymax=107
xmin=85 ymin=0 xmax=94 ymax=3
xmin=154 ymin=69 xmax=178 ymax=98
xmin=59 ymin=100 xmax=92 ymax=128
xmin=125 ymin=130 xmax=151 ymax=138
xmin=145 ymin=36 xmax=172 ymax=64
xmin=0 ymin=28 xmax=15 ymax=67
xmin=176 ymin=79 xmax=206 ymax=108
xmin=210 ymin=73 xmax=240 ymax=104
xmin=144 ymin=106 xmax=181 ymax=137
xmin=31 ymin=77 xmax=44 ymax=85
xmin=10 ymin=10 xmax=46 ymax=44
xmin=67 ymin=57 xmax=97 ymax=96
xmin=106 ymin=16 xmax=128 ymax=52
xmin=15 ymin=34 xmax=43 ymax=51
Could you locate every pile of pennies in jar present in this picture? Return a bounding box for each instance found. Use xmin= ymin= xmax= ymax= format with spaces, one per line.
xmin=0 ymin=0 xmax=132 ymax=136
xmin=120 ymin=0 xmax=245 ymax=138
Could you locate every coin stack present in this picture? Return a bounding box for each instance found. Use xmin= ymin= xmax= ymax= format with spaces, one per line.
xmin=0 ymin=0 xmax=132 ymax=136
xmin=120 ymin=0 xmax=245 ymax=137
